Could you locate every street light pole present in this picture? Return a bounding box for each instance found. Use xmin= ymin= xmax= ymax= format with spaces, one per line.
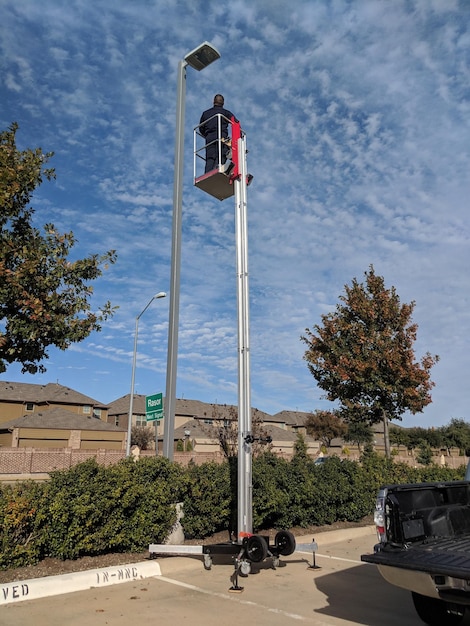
xmin=163 ymin=42 xmax=220 ymax=461
xmin=127 ymin=291 xmax=166 ymax=457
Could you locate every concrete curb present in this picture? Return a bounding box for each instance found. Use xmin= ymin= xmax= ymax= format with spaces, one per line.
xmin=295 ymin=524 xmax=376 ymax=546
xmin=0 ymin=525 xmax=376 ymax=605
xmin=0 ymin=560 xmax=162 ymax=605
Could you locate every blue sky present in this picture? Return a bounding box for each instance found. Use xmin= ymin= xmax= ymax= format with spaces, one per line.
xmin=1 ymin=0 xmax=469 ymax=428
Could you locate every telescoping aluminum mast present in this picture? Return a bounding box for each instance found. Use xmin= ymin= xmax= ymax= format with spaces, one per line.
xmin=194 ymin=115 xmax=254 ymax=538
xmin=233 ymin=122 xmax=253 ymax=540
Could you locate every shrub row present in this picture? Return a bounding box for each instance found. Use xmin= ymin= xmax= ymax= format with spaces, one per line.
xmin=186 ymin=450 xmax=464 ymax=535
xmin=0 ymin=451 xmax=465 ymax=569
xmin=0 ymin=457 xmax=186 ymax=568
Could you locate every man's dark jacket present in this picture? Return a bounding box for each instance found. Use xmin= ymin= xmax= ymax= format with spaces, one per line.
xmin=199 ymin=105 xmax=235 ymax=141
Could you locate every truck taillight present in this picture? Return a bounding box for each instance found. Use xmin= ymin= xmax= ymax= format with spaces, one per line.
xmin=374 ymin=495 xmax=387 ymax=542
xmin=374 ymin=510 xmax=384 ymax=528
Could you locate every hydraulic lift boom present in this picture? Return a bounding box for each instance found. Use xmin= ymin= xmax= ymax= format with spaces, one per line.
xmin=149 ymin=116 xmax=304 ymax=590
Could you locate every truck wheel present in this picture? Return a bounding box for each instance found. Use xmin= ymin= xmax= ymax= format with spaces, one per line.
xmin=412 ymin=592 xmax=465 ymax=625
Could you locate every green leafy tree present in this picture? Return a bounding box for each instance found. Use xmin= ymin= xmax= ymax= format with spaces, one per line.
xmin=390 ymin=425 xmax=445 ymax=456
xmin=389 ymin=425 xmax=411 ymax=449
xmin=293 ymin=432 xmax=309 ymax=459
xmin=416 ymin=439 xmax=434 ymax=466
xmin=344 ymin=420 xmax=373 ymax=452
xmin=407 ymin=427 xmax=433 ymax=453
xmin=305 ymin=409 xmax=347 ymax=449
xmin=0 ymin=123 xmax=116 ymax=373
xmin=440 ymin=418 xmax=470 ymax=456
xmin=302 ymin=266 xmax=438 ymax=458
xmin=424 ymin=426 xmax=443 ymax=450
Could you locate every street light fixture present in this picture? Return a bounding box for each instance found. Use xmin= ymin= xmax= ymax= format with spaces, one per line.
xmin=127 ymin=291 xmax=167 ymax=457
xmin=185 ymin=42 xmax=220 ymax=71
xmin=163 ymin=41 xmax=220 ymax=461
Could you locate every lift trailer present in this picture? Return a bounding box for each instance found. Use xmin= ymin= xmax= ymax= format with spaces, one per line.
xmin=149 ymin=116 xmax=317 ymax=590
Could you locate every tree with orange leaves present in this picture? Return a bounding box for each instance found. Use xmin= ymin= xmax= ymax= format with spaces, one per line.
xmin=305 ymin=410 xmax=347 ymax=450
xmin=301 ymin=266 xmax=438 ymax=458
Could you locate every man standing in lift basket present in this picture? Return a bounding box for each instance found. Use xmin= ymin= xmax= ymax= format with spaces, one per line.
xmin=199 ymin=94 xmax=237 ymax=173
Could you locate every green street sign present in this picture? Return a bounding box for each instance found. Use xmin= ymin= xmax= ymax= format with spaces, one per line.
xmin=146 ymin=392 xmax=163 ymax=422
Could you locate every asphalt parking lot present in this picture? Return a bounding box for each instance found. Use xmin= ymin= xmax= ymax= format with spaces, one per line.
xmin=2 ymin=526 xmax=464 ymax=626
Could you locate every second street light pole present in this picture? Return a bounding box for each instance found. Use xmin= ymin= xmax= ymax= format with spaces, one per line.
xmin=127 ymin=291 xmax=166 ymax=457
xmin=163 ymin=57 xmax=185 ymax=462
xmin=163 ymin=42 xmax=220 ymax=461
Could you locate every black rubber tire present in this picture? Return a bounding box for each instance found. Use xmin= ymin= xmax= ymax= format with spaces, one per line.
xmin=245 ymin=535 xmax=268 ymax=563
xmin=412 ymin=592 xmax=465 ymax=625
xmin=275 ymin=530 xmax=296 ymax=556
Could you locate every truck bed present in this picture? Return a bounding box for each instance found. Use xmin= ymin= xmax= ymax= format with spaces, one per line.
xmin=362 ymin=534 xmax=470 ymax=579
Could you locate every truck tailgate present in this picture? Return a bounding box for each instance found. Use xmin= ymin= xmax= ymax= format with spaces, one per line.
xmin=362 ymin=535 xmax=470 ymax=579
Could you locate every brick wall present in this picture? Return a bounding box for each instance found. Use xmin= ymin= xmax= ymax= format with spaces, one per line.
xmin=0 ymin=447 xmax=466 ymax=478
xmin=0 ymin=447 xmax=225 ymax=475
xmin=137 ymin=450 xmax=225 ymax=466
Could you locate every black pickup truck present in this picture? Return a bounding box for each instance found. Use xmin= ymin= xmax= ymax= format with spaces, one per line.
xmin=361 ymin=476 xmax=470 ymax=625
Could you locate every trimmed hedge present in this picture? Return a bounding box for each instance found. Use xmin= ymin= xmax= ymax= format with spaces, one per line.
xmin=0 ymin=456 xmax=186 ymax=568
xmin=183 ymin=450 xmax=465 ymax=536
xmin=181 ymin=460 xmax=233 ymax=538
xmin=0 ymin=480 xmax=44 ymax=568
xmin=0 ymin=452 xmax=466 ymax=569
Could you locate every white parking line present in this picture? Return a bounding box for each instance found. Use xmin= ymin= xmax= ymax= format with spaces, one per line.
xmin=157 ymin=575 xmax=308 ymax=621
xmin=295 ymin=547 xmax=364 ymax=566
xmin=316 ymin=553 xmax=363 ymax=565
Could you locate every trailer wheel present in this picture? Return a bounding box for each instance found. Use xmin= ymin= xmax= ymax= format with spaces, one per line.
xmin=275 ymin=530 xmax=296 ymax=556
xmin=412 ymin=592 xmax=465 ymax=625
xmin=245 ymin=535 xmax=268 ymax=563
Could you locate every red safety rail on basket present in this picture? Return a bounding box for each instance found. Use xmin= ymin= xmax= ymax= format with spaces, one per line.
xmin=230 ymin=117 xmax=241 ymax=182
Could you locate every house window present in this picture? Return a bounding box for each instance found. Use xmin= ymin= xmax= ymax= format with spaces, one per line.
xmin=83 ymin=405 xmax=91 ymax=414
xmin=25 ymin=402 xmax=34 ymax=412
xmin=93 ymin=408 xmax=101 ymax=418
xmin=136 ymin=415 xmax=146 ymax=427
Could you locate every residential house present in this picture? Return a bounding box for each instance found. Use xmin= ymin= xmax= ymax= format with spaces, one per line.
xmin=0 ymin=381 xmax=109 ymax=425
xmin=267 ymin=410 xmax=312 ymax=435
xmin=0 ymin=407 xmax=126 ymax=450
